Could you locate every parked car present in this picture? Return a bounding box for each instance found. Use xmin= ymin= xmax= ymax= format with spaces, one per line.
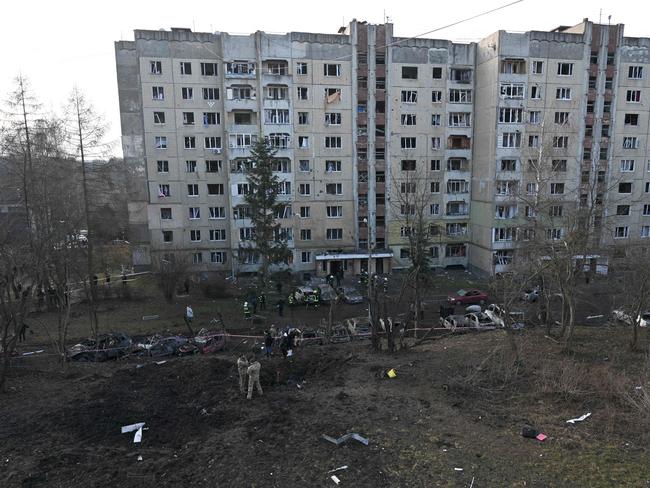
xmin=522 ymin=286 xmax=540 ymax=303
xmin=485 ymin=304 xmax=526 ymax=328
xmin=302 ymin=327 xmax=325 ymax=345
xmin=288 ymin=286 xmax=320 ymax=306
xmin=330 ymin=324 xmax=351 ymax=343
xmin=447 ymin=289 xmax=489 ymax=306
xmin=440 ymin=314 xmax=468 ymax=330
xmin=612 ymin=310 xmax=650 ymax=327
xmin=68 ymin=332 xmax=132 ymax=362
xmin=338 ymin=286 xmax=364 ymax=304
xmin=316 ymin=283 xmax=337 ymax=304
xmin=465 ymin=312 xmax=496 ymax=329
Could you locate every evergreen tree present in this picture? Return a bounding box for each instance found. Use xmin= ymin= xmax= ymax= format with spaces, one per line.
xmin=243 ymin=138 xmax=291 ymax=287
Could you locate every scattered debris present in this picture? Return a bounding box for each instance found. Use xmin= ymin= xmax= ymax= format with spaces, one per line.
xmin=137 ymin=455 xmax=143 ymax=461
xmin=322 ymin=433 xmax=369 ymax=446
xmin=387 ymin=369 xmax=397 ymax=379
xmin=566 ymin=412 xmax=591 ymax=424
xmin=522 ymin=426 xmax=547 ymax=442
xmin=21 ymin=350 xmax=44 ymax=356
xmin=469 ymin=476 xmax=475 ymax=488
xmin=155 ymin=360 xmax=167 ymax=365
xmin=121 ymin=422 xmax=146 ymax=443
xmin=142 ymin=315 xmax=160 ymax=321
xmin=328 ymin=466 xmax=348 ymax=473
xmin=454 ymin=467 xmax=463 ymax=471
xmin=331 ymin=475 xmax=341 ymax=485
xmin=586 ymin=315 xmax=604 ymax=320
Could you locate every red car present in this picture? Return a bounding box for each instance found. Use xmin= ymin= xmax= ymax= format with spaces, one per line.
xmin=447 ymin=289 xmax=488 ymax=306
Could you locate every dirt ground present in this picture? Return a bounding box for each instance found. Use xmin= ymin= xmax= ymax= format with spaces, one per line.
xmin=3 ymin=324 xmax=650 ymax=487
xmin=3 ymin=271 xmax=649 ymax=487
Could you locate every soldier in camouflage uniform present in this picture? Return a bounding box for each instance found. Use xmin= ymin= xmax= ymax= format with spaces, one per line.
xmin=237 ymin=355 xmax=249 ymax=394
xmin=246 ymin=361 xmax=263 ymax=400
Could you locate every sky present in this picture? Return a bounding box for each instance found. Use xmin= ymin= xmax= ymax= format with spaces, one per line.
xmin=2 ymin=0 xmax=648 ymax=157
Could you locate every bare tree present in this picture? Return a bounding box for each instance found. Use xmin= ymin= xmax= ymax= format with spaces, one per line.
xmin=391 ymin=166 xmax=435 ymax=335
xmin=152 ymin=250 xmax=190 ymax=303
xmin=64 ymin=88 xmax=111 ymax=338
xmin=610 ymin=244 xmax=650 ymax=351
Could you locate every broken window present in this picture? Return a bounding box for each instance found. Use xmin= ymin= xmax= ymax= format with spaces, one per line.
xmin=325 ymin=88 xmax=342 ymax=103
xmin=297 ymin=87 xmax=308 ymax=100
xmin=186 ymin=160 xmax=197 ymax=173
xmin=552 ymin=159 xmax=567 ymax=172
xmin=153 ymin=111 xmax=165 ymax=124
xmin=266 ymin=61 xmax=288 ymax=75
xmin=629 ymin=66 xmax=643 ymax=79
xmin=264 ymin=109 xmax=290 ymax=124
xmin=180 ymin=62 xmax=192 ymax=75
xmin=627 ymin=90 xmax=641 ymax=103
xmin=498 ymin=108 xmax=522 ymax=123
xmin=623 ymin=137 xmax=639 ymax=149
xmin=152 ymin=86 xmax=164 ymax=100
xmin=625 ymin=113 xmax=639 ymax=126
xmin=298 ymin=112 xmax=309 ymax=125
xmin=324 ymin=64 xmax=341 ymax=76
xmin=449 ymin=68 xmax=472 ymax=83
xmin=200 ymin=62 xmax=218 ymax=76
xmin=530 ymin=85 xmax=541 ymax=99
xmin=557 ymin=63 xmax=574 ymax=76
xmin=432 ymin=90 xmax=442 ymax=103
xmin=401 ymin=90 xmax=417 ymax=103
xmin=401 ymin=160 xmax=416 ymax=171
xmin=202 ymin=88 xmax=219 ymax=100
xmin=531 ymin=60 xmax=544 ymax=74
xmin=183 ymin=112 xmax=195 ymax=125
xmin=154 ymin=136 xmax=167 ymax=149
xmin=157 ymin=160 xmax=169 ymax=173
xmin=234 ymin=112 xmax=252 ymax=125
xmin=324 ymin=136 xmax=342 ymax=149
xmin=500 ymin=83 xmax=524 ymax=99
xmin=432 ymin=67 xmax=443 ymax=79
xmin=448 ymin=112 xmax=471 ymax=127
xmin=325 ymin=112 xmax=342 ymax=125
xmin=556 ymin=87 xmax=572 ymax=100
xmin=150 ymin=60 xmax=162 ymax=75
xmin=431 ymin=114 xmax=441 ymax=126
xmin=325 ymin=160 xmax=341 ymax=172
xmin=401 ymin=66 xmax=418 ymax=79
xmin=203 ymin=112 xmax=219 ymax=125
xmin=266 ymin=85 xmax=288 ymax=100
xmin=500 ymin=58 xmax=526 ymax=74
xmin=400 ymin=114 xmax=416 ymax=125
xmin=226 ymin=61 xmax=255 ymax=75
xmin=182 ymin=87 xmax=193 ymax=100
xmin=269 ymin=133 xmax=291 ymax=149
xmin=206 ymin=160 xmax=222 ymax=173
xmin=449 ymin=89 xmax=472 ymax=103
xmin=296 ymin=62 xmax=308 ymax=75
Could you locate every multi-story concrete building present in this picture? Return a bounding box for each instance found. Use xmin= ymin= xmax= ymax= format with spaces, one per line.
xmin=115 ymin=18 xmax=650 ymax=277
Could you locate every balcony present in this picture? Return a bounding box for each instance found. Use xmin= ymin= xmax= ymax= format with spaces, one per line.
xmin=225 ymin=62 xmax=256 ymax=79
xmin=447 ymin=135 xmax=471 ymax=150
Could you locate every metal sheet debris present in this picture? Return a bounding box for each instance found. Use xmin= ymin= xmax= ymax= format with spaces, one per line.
xmin=328 ymin=466 xmax=348 ymax=473
xmin=331 ymin=475 xmax=341 ymax=485
xmin=121 ymin=422 xmax=146 ymax=443
xmin=322 ymin=433 xmax=369 ymax=446
xmin=21 ymin=350 xmax=44 ymax=356
xmin=566 ymin=412 xmax=591 ymax=424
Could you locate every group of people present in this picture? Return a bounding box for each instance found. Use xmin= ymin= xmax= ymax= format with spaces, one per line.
xmin=263 ymin=326 xmax=301 ymax=358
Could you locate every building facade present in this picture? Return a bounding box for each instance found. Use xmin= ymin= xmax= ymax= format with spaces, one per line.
xmin=115 ymin=18 xmax=650 ymax=277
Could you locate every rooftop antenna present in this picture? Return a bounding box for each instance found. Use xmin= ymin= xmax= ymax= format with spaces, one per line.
xmin=599 ymin=8 xmax=602 ymax=24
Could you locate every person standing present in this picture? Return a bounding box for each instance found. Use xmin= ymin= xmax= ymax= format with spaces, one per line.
xmin=264 ymin=330 xmax=274 ymax=357
xmin=246 ymin=361 xmax=263 ymax=399
xmin=259 ymin=291 xmax=266 ymax=310
xmin=244 ymin=301 xmax=252 ymax=319
xmin=184 ymin=305 xmax=195 ymax=335
xmin=237 ymin=355 xmax=249 ymax=394
xmin=276 ymin=299 xmax=284 ymax=317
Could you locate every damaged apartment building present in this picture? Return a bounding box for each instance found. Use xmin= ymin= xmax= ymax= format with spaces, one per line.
xmin=115 ymin=18 xmax=650 ymax=277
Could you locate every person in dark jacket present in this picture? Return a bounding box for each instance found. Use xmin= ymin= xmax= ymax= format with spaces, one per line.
xmin=264 ymin=330 xmax=273 ymax=357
